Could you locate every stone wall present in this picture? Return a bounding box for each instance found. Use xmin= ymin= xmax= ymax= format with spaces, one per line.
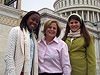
xmin=0 ymin=24 xmax=12 ymax=74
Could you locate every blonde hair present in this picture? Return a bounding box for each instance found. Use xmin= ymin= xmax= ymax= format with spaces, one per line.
xmin=42 ymin=19 xmax=62 ymax=37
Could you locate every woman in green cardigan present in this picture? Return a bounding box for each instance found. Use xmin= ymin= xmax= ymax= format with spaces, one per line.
xmin=62 ymin=13 xmax=96 ymax=75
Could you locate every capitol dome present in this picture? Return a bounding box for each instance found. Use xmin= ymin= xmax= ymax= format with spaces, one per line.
xmin=54 ymin=0 xmax=100 ymax=22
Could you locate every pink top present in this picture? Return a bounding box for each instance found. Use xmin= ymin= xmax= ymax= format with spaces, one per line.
xmin=38 ymin=37 xmax=71 ymax=75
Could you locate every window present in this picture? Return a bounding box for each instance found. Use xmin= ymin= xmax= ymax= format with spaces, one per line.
xmin=73 ymin=0 xmax=75 ymax=4
xmin=78 ymin=0 xmax=80 ymax=4
xmin=4 ymin=0 xmax=18 ymax=9
xmin=94 ymin=0 xmax=95 ymax=5
xmin=65 ymin=0 xmax=67 ymax=6
xmin=90 ymin=0 xmax=92 ymax=5
xmin=69 ymin=0 xmax=71 ymax=5
xmin=62 ymin=2 xmax=63 ymax=7
xmin=59 ymin=2 xmax=60 ymax=8
xmin=86 ymin=0 xmax=88 ymax=4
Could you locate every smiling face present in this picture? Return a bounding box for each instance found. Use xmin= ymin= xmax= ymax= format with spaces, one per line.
xmin=27 ymin=14 xmax=40 ymax=32
xmin=45 ymin=23 xmax=57 ymax=39
xmin=69 ymin=19 xmax=81 ymax=32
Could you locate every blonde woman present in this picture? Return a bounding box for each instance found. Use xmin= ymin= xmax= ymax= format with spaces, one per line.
xmin=38 ymin=19 xmax=71 ymax=75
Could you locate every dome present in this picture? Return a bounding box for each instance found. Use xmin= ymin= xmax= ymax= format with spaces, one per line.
xmin=54 ymin=0 xmax=100 ymax=22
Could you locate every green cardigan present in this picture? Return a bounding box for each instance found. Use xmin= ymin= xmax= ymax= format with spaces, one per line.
xmin=65 ymin=35 xmax=96 ymax=75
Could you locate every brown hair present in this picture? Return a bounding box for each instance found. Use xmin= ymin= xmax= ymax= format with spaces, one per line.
xmin=62 ymin=14 xmax=91 ymax=46
xmin=42 ymin=19 xmax=62 ymax=37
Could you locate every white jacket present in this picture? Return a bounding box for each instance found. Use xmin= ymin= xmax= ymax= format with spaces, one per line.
xmin=4 ymin=26 xmax=38 ymax=75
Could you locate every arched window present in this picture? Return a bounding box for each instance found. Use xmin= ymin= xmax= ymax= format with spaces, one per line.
xmin=99 ymin=2 xmax=100 ymax=7
xmin=86 ymin=0 xmax=88 ymax=4
xmin=65 ymin=0 xmax=67 ymax=6
xmin=73 ymin=0 xmax=75 ymax=4
xmin=59 ymin=2 xmax=60 ymax=8
xmin=62 ymin=1 xmax=63 ymax=7
xmin=94 ymin=0 xmax=95 ymax=5
xmin=90 ymin=0 xmax=92 ymax=5
xmin=69 ymin=0 xmax=71 ymax=5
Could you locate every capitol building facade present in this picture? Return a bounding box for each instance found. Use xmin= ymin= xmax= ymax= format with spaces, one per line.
xmin=0 ymin=0 xmax=100 ymax=75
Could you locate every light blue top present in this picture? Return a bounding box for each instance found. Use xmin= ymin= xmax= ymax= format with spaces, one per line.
xmin=22 ymin=32 xmax=34 ymax=74
xmin=29 ymin=32 xmax=34 ymax=71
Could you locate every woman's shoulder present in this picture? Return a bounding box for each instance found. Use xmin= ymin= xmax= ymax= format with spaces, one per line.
xmin=9 ymin=26 xmax=20 ymax=36
xmin=10 ymin=26 xmax=20 ymax=32
xmin=11 ymin=26 xmax=20 ymax=31
xmin=38 ymin=37 xmax=44 ymax=44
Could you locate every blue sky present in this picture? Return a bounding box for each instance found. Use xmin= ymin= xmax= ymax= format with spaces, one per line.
xmin=21 ymin=0 xmax=55 ymax=11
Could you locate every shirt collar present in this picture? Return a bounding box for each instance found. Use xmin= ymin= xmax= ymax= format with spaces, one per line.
xmin=40 ymin=36 xmax=59 ymax=44
xmin=53 ymin=37 xmax=59 ymax=43
xmin=28 ymin=31 xmax=32 ymax=36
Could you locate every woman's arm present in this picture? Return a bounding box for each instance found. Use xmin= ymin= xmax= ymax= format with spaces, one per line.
xmin=86 ymin=35 xmax=96 ymax=75
xmin=60 ymin=42 xmax=71 ymax=75
xmin=5 ymin=27 xmax=18 ymax=75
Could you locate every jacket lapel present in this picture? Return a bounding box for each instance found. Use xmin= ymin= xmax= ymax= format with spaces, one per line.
xmin=66 ymin=37 xmax=71 ymax=42
xmin=32 ymin=33 xmax=38 ymax=75
xmin=19 ymin=29 xmax=24 ymax=54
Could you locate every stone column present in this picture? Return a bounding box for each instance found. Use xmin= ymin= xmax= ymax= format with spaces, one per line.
xmin=67 ymin=0 xmax=69 ymax=6
xmin=96 ymin=0 xmax=98 ymax=6
xmin=71 ymin=0 xmax=73 ymax=5
xmin=59 ymin=2 xmax=60 ymax=8
xmin=92 ymin=0 xmax=94 ymax=5
xmin=17 ymin=0 xmax=21 ymax=10
xmin=70 ymin=11 xmax=72 ymax=15
xmin=60 ymin=1 xmax=61 ymax=8
xmin=84 ymin=0 xmax=87 ymax=4
xmin=63 ymin=0 xmax=65 ymax=6
xmin=97 ymin=12 xmax=99 ymax=21
xmin=98 ymin=0 xmax=100 ymax=6
xmin=0 ymin=0 xmax=4 ymax=4
xmin=87 ymin=11 xmax=89 ymax=21
xmin=92 ymin=11 xmax=95 ymax=22
xmin=57 ymin=3 xmax=59 ymax=9
xmin=82 ymin=10 xmax=84 ymax=20
xmin=75 ymin=0 xmax=78 ymax=4
xmin=76 ymin=11 xmax=78 ymax=14
xmin=65 ymin=12 xmax=68 ymax=17
xmin=88 ymin=0 xmax=90 ymax=5
xmin=80 ymin=0 xmax=82 ymax=4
